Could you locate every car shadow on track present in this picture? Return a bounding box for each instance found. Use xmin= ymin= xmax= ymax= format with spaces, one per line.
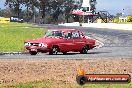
xmin=46 ymin=53 xmax=78 ymax=55
xmin=87 ymin=52 xmax=110 ymax=54
xmin=45 ymin=51 xmax=110 ymax=55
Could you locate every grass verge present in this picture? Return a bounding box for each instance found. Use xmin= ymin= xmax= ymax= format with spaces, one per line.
xmin=0 ymin=22 xmax=47 ymax=52
xmin=0 ymin=80 xmax=131 ymax=88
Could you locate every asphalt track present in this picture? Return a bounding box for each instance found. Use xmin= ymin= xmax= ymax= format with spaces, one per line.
xmin=0 ymin=24 xmax=132 ymax=59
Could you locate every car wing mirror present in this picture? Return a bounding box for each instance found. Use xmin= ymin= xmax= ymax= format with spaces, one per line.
xmin=81 ymin=36 xmax=85 ymax=38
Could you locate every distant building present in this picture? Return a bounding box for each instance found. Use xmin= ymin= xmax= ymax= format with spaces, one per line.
xmin=72 ymin=0 xmax=97 ymax=23
xmin=82 ymin=0 xmax=96 ymax=13
xmin=119 ymin=16 xmax=127 ymax=22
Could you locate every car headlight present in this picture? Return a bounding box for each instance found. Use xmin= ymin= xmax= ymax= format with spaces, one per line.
xmin=25 ymin=42 xmax=31 ymax=46
xmin=39 ymin=43 xmax=47 ymax=47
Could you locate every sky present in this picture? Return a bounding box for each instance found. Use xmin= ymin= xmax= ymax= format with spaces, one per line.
xmin=0 ymin=0 xmax=132 ymax=15
xmin=96 ymin=0 xmax=132 ymax=15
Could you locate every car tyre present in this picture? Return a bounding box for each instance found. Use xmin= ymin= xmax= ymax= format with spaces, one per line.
xmin=80 ymin=45 xmax=89 ymax=54
xmin=29 ymin=51 xmax=37 ymax=55
xmin=49 ymin=46 xmax=59 ymax=55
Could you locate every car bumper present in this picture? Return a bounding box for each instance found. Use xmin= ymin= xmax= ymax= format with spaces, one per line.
xmin=25 ymin=46 xmax=51 ymax=52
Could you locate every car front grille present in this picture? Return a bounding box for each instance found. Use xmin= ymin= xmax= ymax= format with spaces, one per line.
xmin=31 ymin=43 xmax=39 ymax=46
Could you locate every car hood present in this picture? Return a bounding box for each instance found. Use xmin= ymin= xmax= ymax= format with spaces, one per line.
xmin=25 ymin=37 xmax=53 ymax=44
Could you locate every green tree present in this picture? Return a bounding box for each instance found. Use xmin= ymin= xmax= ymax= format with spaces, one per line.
xmin=38 ymin=0 xmax=75 ymax=23
xmin=4 ymin=0 xmax=77 ymax=23
xmin=63 ymin=0 xmax=75 ymax=23
xmin=38 ymin=0 xmax=48 ymax=23
xmin=0 ymin=8 xmax=13 ymax=17
xmin=116 ymin=13 xmax=122 ymax=17
xmin=5 ymin=0 xmax=23 ymax=17
xmin=127 ymin=16 xmax=132 ymax=22
xmin=23 ymin=0 xmax=39 ymax=22
xmin=113 ymin=18 xmax=119 ymax=23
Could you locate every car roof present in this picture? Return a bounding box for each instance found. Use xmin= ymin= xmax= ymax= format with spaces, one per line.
xmin=48 ymin=28 xmax=80 ymax=32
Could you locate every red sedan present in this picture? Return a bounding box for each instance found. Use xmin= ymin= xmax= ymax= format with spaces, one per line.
xmin=24 ymin=29 xmax=97 ymax=55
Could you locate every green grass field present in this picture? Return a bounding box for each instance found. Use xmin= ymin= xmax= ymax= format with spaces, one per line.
xmin=0 ymin=22 xmax=46 ymax=52
xmin=0 ymin=80 xmax=131 ymax=88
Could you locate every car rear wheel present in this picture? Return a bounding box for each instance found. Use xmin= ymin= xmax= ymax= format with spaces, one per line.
xmin=80 ymin=45 xmax=89 ymax=54
xmin=49 ymin=46 xmax=59 ymax=55
xmin=29 ymin=51 xmax=37 ymax=55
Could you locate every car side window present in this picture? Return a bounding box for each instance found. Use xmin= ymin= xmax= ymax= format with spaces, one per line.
xmin=53 ymin=31 xmax=63 ymax=37
xmin=72 ymin=32 xmax=80 ymax=39
xmin=64 ymin=32 xmax=72 ymax=39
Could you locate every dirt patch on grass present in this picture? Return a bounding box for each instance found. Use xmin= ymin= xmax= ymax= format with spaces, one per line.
xmin=0 ymin=58 xmax=132 ymax=85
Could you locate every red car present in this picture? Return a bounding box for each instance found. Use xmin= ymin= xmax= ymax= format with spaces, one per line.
xmin=24 ymin=29 xmax=97 ymax=55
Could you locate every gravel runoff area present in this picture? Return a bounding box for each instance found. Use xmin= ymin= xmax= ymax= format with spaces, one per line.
xmin=0 ymin=58 xmax=132 ymax=87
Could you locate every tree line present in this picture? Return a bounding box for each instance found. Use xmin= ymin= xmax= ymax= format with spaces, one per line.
xmin=0 ymin=0 xmax=81 ymax=23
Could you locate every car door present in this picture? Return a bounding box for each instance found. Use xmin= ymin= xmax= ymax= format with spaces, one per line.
xmin=72 ymin=31 xmax=85 ymax=50
xmin=59 ymin=32 xmax=74 ymax=52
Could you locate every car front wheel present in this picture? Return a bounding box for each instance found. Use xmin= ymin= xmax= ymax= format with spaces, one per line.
xmin=80 ymin=45 xmax=89 ymax=54
xmin=49 ymin=46 xmax=59 ymax=55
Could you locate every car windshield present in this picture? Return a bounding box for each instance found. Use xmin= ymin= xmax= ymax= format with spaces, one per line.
xmin=44 ymin=30 xmax=63 ymax=38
